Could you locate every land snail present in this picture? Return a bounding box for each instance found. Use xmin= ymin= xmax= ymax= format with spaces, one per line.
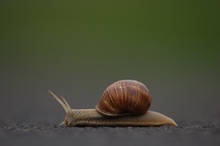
xmin=49 ymin=80 xmax=177 ymax=127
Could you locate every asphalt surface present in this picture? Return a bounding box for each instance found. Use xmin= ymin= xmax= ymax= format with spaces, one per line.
xmin=1 ymin=120 xmax=220 ymax=146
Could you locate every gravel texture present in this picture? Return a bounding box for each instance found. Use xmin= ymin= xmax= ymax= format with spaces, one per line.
xmin=1 ymin=120 xmax=220 ymax=146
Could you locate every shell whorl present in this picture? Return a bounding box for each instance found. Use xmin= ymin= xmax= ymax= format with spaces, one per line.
xmin=96 ymin=80 xmax=152 ymax=116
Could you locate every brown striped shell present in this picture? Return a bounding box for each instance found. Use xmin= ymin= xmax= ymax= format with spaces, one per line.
xmin=96 ymin=80 xmax=152 ymax=116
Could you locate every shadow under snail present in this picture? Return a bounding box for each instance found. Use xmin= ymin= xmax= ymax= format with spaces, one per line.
xmin=49 ymin=80 xmax=177 ymax=127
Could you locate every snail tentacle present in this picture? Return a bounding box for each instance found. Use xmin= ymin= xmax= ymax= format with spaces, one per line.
xmin=48 ymin=90 xmax=71 ymax=113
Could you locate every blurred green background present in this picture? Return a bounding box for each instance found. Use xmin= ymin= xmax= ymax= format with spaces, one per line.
xmin=0 ymin=0 xmax=219 ymax=123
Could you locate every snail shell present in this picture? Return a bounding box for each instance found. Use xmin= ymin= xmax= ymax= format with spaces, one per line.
xmin=96 ymin=80 xmax=152 ymax=116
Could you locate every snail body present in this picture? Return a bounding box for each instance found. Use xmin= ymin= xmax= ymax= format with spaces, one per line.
xmin=49 ymin=80 xmax=177 ymax=127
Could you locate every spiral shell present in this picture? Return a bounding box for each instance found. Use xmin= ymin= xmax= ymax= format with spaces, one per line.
xmin=96 ymin=80 xmax=152 ymax=116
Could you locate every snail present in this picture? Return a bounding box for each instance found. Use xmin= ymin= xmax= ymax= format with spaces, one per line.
xmin=49 ymin=80 xmax=177 ymax=127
